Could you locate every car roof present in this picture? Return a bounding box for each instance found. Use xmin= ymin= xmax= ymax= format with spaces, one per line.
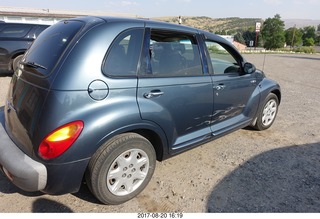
xmin=68 ymin=16 xmax=231 ymax=46
xmin=0 ymin=22 xmax=49 ymax=27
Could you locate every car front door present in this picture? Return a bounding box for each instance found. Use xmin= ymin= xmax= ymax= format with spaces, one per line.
xmin=137 ymin=28 xmax=214 ymax=154
xmin=204 ymin=40 xmax=259 ymax=134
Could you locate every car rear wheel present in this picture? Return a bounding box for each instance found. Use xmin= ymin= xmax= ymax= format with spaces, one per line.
xmin=253 ymin=93 xmax=279 ymax=131
xmin=85 ymin=133 xmax=156 ymax=205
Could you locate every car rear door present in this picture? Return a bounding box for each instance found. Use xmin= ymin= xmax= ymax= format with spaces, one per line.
xmin=137 ymin=28 xmax=214 ymax=154
xmin=203 ymin=39 xmax=259 ymax=134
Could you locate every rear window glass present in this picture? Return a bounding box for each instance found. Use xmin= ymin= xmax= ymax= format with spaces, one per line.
xmin=22 ymin=20 xmax=83 ymax=76
xmin=0 ymin=24 xmax=32 ymax=38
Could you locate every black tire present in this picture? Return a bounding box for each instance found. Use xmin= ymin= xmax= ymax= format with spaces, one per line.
xmin=85 ymin=133 xmax=156 ymax=205
xmin=253 ymin=93 xmax=279 ymax=131
xmin=12 ymin=54 xmax=24 ymax=72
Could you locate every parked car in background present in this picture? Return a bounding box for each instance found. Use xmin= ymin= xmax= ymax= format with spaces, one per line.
xmin=0 ymin=23 xmax=49 ymax=75
xmin=0 ymin=16 xmax=281 ymax=205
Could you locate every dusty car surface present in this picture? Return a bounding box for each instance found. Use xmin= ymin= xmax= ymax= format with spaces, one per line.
xmin=0 ymin=16 xmax=281 ymax=205
xmin=0 ymin=22 xmax=49 ymax=75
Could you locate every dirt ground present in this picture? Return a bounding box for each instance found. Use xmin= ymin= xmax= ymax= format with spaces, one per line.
xmin=0 ymin=53 xmax=319 ymax=213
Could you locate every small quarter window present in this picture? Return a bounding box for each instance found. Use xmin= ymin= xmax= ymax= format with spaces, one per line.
xmin=103 ymin=28 xmax=144 ymax=77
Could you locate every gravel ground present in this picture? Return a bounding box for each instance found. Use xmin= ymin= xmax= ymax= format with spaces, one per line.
xmin=0 ymin=53 xmax=319 ymax=213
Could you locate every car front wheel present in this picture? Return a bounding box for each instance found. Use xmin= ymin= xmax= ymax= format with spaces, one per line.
xmin=85 ymin=133 xmax=156 ymax=205
xmin=12 ymin=54 xmax=24 ymax=72
xmin=254 ymin=93 xmax=279 ymax=131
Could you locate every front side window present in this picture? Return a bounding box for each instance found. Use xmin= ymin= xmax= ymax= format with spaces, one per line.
xmin=103 ymin=28 xmax=144 ymax=77
xmin=144 ymin=29 xmax=202 ymax=77
xmin=205 ymin=41 xmax=240 ymax=75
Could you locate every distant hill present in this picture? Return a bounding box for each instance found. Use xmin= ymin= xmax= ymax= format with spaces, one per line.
xmin=152 ymin=16 xmax=263 ymax=34
xmin=151 ymin=16 xmax=320 ymax=33
xmin=283 ymin=19 xmax=320 ymax=29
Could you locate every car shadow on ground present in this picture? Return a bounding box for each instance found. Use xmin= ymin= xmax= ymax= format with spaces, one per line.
xmin=207 ymin=142 xmax=320 ymax=212
xmin=72 ymin=182 xmax=103 ymax=205
xmin=0 ymin=73 xmax=13 ymax=77
xmin=32 ymin=198 xmax=73 ymax=213
xmin=0 ymin=172 xmax=43 ymax=197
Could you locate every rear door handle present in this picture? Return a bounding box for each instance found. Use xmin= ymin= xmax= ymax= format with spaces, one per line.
xmin=144 ymin=90 xmax=164 ymax=99
xmin=213 ymin=84 xmax=226 ymax=91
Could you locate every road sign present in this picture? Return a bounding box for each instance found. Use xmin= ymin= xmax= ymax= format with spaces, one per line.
xmin=256 ymin=22 xmax=261 ymax=33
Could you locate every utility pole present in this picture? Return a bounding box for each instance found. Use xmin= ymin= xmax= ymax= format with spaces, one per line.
xmin=291 ymin=24 xmax=296 ymax=48
xmin=255 ymin=22 xmax=261 ymax=49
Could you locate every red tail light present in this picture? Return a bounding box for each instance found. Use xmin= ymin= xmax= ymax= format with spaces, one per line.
xmin=38 ymin=121 xmax=84 ymax=159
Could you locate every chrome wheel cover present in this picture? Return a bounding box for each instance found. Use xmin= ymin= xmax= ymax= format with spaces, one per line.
xmin=262 ymin=99 xmax=277 ymax=126
xmin=107 ymin=149 xmax=149 ymax=196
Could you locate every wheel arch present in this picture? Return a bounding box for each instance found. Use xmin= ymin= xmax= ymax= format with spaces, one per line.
xmin=251 ymin=91 xmax=280 ymax=130
xmin=93 ymin=123 xmax=169 ymax=162
xmin=133 ymin=128 xmax=166 ymax=161
xmin=251 ymin=80 xmax=281 ymax=127
xmin=271 ymin=88 xmax=281 ymax=105
xmin=9 ymin=50 xmax=26 ymax=70
xmin=11 ymin=50 xmax=26 ymax=59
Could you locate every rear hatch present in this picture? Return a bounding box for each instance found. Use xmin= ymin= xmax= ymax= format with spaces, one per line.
xmin=4 ymin=19 xmax=86 ymax=157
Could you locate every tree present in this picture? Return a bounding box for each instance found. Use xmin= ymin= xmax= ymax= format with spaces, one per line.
xmin=285 ymin=27 xmax=303 ymax=47
xmin=234 ymin=31 xmax=246 ymax=44
xmin=242 ymin=29 xmax=257 ymax=47
xmin=302 ymin=26 xmax=316 ymax=46
xmin=317 ymin=24 xmax=320 ymax=45
xmin=215 ymin=29 xmax=227 ymax=35
xmin=261 ymin=14 xmax=285 ymax=49
xmin=303 ymin=37 xmax=315 ymax=46
xmin=316 ymin=34 xmax=320 ymax=46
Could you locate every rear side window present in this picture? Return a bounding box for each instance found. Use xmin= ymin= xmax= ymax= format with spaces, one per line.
xmin=0 ymin=24 xmax=32 ymax=38
xmin=103 ymin=28 xmax=144 ymax=77
xmin=22 ymin=20 xmax=83 ymax=76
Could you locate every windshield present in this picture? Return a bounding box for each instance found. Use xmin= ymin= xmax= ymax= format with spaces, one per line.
xmin=22 ymin=20 xmax=83 ymax=76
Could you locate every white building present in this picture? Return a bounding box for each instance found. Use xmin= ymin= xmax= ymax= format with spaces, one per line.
xmin=219 ymin=35 xmax=234 ymax=44
xmin=0 ymin=6 xmax=136 ymax=25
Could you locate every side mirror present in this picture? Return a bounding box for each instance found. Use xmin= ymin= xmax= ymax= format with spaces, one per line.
xmin=243 ymin=62 xmax=256 ymax=74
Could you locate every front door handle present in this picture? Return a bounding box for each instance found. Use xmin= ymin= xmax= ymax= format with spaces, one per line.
xmin=144 ymin=90 xmax=164 ymax=99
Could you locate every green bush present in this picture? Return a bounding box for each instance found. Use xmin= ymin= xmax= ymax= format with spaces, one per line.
xmin=273 ymin=47 xmax=316 ymax=54
xmin=294 ymin=47 xmax=316 ymax=53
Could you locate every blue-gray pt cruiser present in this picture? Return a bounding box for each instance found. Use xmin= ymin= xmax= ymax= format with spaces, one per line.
xmin=0 ymin=16 xmax=281 ymax=204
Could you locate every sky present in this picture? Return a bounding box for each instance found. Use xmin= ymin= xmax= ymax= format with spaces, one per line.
xmin=1 ymin=0 xmax=320 ymax=20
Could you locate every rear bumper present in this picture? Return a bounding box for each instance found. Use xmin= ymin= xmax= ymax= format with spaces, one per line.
xmin=0 ymin=107 xmax=47 ymax=191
